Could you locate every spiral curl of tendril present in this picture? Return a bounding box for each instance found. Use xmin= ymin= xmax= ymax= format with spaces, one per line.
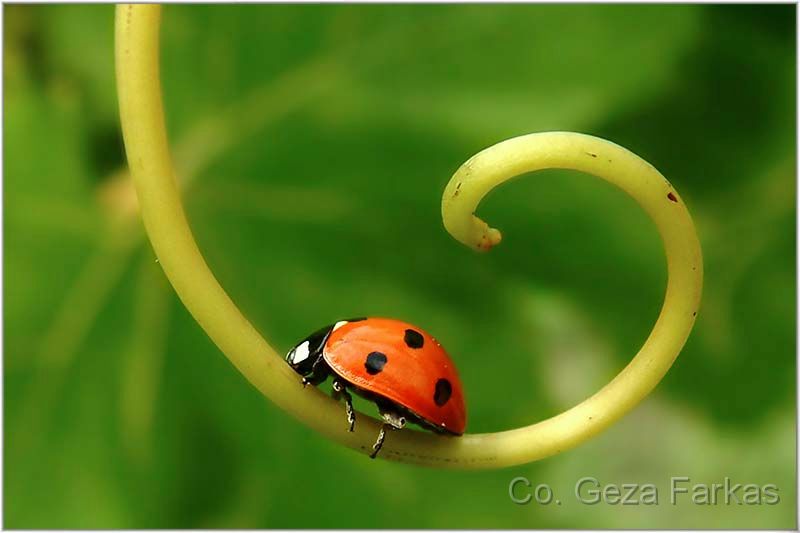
xmin=115 ymin=4 xmax=702 ymax=469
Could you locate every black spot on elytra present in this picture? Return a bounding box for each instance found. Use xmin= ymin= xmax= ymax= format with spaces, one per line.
xmin=404 ymin=329 xmax=424 ymax=349
xmin=365 ymin=352 xmax=387 ymax=375
xmin=667 ymin=192 xmax=678 ymax=202
xmin=433 ymin=378 xmax=452 ymax=406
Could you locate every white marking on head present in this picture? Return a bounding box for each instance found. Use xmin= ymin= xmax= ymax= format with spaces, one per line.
xmin=290 ymin=340 xmax=310 ymax=364
xmin=332 ymin=320 xmax=348 ymax=332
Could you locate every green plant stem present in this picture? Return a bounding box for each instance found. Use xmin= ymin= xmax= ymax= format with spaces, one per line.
xmin=115 ymin=4 xmax=702 ymax=468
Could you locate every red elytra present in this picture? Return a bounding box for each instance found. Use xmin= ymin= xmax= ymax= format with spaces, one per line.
xmin=325 ymin=318 xmax=466 ymax=434
xmin=285 ymin=317 xmax=467 ymax=458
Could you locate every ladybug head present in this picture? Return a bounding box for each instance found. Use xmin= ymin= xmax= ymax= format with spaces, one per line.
xmin=285 ymin=323 xmax=334 ymax=376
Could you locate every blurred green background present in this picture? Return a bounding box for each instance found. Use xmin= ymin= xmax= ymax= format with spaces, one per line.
xmin=4 ymin=4 xmax=796 ymax=529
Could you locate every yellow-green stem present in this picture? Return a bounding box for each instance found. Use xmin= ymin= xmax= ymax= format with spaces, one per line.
xmin=115 ymin=4 xmax=702 ymax=469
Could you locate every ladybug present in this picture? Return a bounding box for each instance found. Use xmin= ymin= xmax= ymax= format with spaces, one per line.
xmin=285 ymin=317 xmax=466 ymax=458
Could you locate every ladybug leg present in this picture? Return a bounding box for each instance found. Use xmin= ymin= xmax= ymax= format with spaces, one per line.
xmin=370 ymin=425 xmax=387 ymax=459
xmin=332 ymin=379 xmax=356 ymax=432
xmin=370 ymin=406 xmax=407 ymax=459
xmin=380 ymin=409 xmax=407 ymax=430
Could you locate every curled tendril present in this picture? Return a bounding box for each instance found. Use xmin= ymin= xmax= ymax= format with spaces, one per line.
xmin=115 ymin=5 xmax=703 ymax=469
